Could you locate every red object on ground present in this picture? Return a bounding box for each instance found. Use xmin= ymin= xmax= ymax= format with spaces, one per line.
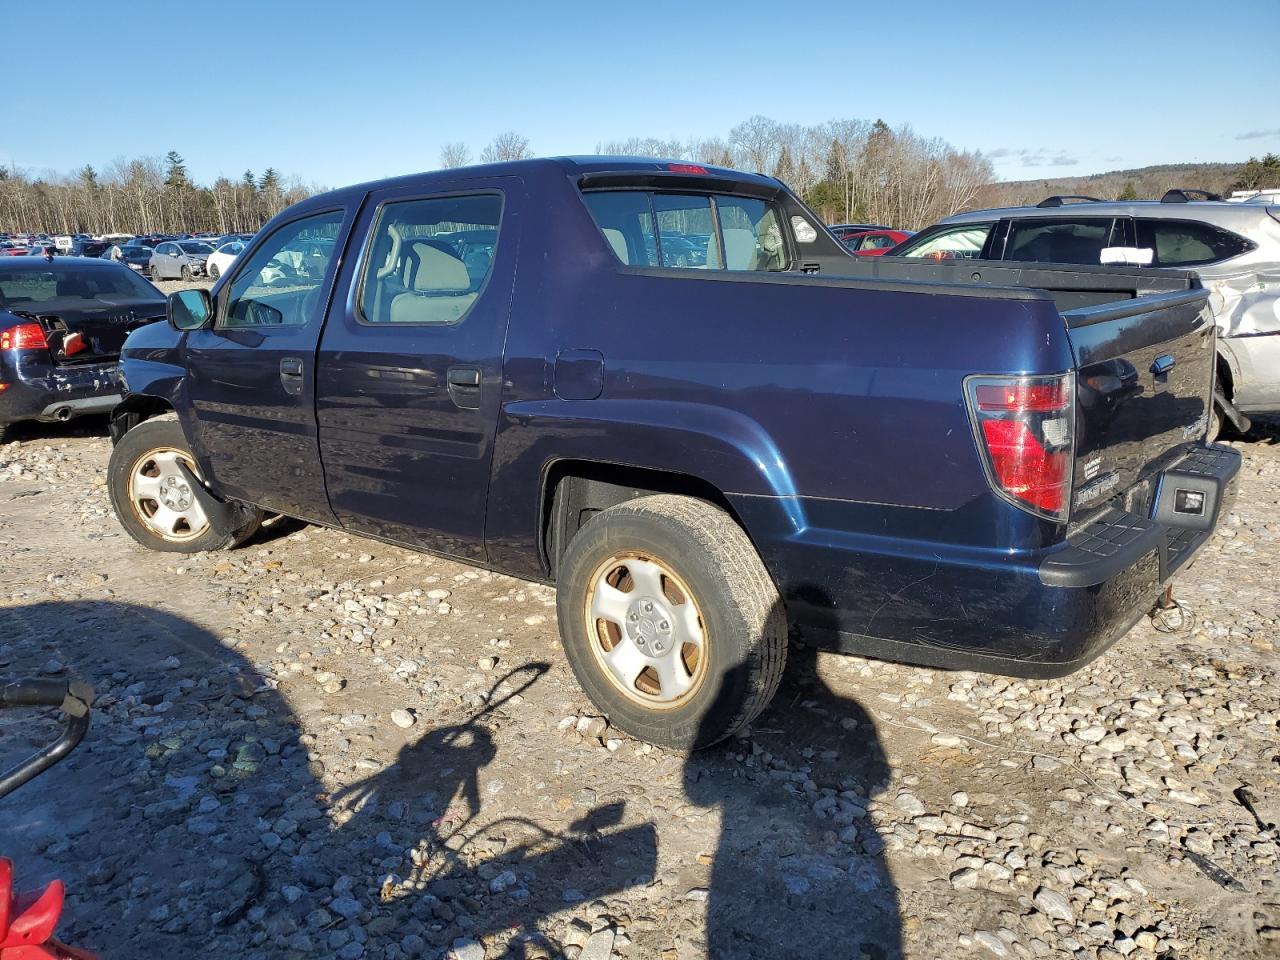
xmin=0 ymin=859 xmax=97 ymax=960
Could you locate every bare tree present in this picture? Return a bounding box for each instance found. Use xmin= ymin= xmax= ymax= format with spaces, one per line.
xmin=440 ymin=142 xmax=471 ymax=169
xmin=729 ymin=115 xmax=780 ymax=174
xmin=480 ymin=132 xmax=531 ymax=164
xmin=596 ymin=137 xmax=687 ymax=159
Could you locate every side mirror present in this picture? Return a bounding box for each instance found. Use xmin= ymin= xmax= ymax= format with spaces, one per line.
xmin=168 ymin=288 xmax=213 ymax=331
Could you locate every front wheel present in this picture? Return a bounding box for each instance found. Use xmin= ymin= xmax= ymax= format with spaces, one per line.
xmin=556 ymin=494 xmax=787 ymax=750
xmin=108 ymin=415 xmax=262 ymax=553
xmin=208 ymin=262 xmax=220 ymax=280
xmin=180 ymin=264 xmax=192 ymax=281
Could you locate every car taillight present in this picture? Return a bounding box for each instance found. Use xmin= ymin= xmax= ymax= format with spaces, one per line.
xmin=966 ymin=373 xmax=1074 ymax=521
xmin=0 ymin=322 xmax=47 ymax=351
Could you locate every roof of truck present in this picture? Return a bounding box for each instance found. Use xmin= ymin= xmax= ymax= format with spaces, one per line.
xmin=299 ymin=157 xmax=781 ymax=210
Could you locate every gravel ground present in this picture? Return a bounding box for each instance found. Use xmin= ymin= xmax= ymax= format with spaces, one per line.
xmin=0 ymin=410 xmax=1276 ymax=960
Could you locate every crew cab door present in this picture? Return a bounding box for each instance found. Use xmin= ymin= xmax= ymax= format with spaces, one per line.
xmin=315 ymin=178 xmax=519 ymax=561
xmin=180 ymin=206 xmax=352 ymax=522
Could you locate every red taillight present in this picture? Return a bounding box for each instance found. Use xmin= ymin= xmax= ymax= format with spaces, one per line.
xmin=0 ymin=322 xmax=47 ymax=351
xmin=974 ymin=381 xmax=1071 ymax=414
xmin=667 ymin=163 xmax=709 ymax=175
xmin=966 ymin=374 xmax=1075 ymax=521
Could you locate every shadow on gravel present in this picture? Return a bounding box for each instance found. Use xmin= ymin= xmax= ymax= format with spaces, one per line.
xmin=0 ymin=601 xmax=657 ymax=958
xmin=685 ymin=639 xmax=902 ymax=960
xmin=0 ymin=414 xmax=111 ymax=445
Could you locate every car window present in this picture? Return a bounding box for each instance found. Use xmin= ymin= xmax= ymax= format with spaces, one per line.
xmin=895 ymin=222 xmax=992 ymax=260
xmin=1004 ymin=218 xmax=1114 ymax=266
xmin=1135 ymin=219 xmax=1254 ymax=267
xmin=0 ymin=267 xmax=155 ymax=304
xmin=180 ymin=242 xmax=214 ymax=255
xmin=582 ymin=190 xmax=786 ymax=272
xmin=358 ymin=194 xmax=502 ymax=325
xmin=222 ymin=210 xmax=344 ymax=328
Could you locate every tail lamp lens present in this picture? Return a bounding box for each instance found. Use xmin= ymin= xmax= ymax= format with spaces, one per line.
xmin=966 ymin=373 xmax=1074 ymax=521
xmin=0 ymin=323 xmax=48 ymax=351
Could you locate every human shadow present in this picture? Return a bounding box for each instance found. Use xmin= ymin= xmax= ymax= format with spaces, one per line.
xmin=684 ymin=631 xmax=902 ymax=960
xmin=0 ymin=601 xmax=656 ymax=958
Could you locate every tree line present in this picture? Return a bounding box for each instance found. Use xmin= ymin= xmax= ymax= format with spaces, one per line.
xmin=0 ymin=152 xmax=311 ymax=235
xmin=446 ymin=117 xmax=993 ymax=230
xmin=5 ymin=123 xmax=1274 ymax=237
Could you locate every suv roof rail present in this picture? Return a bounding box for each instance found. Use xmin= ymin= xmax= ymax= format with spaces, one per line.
xmin=1160 ymin=188 xmax=1222 ymax=203
xmin=1035 ymin=195 xmax=1103 ymax=208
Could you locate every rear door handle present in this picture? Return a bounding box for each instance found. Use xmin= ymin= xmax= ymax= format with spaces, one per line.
xmin=280 ymin=356 xmax=304 ymax=396
xmin=446 ymin=365 xmax=482 ymax=409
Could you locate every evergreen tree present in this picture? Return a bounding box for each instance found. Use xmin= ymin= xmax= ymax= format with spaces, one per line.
xmin=1117 ymin=181 xmax=1138 ymax=200
xmin=164 ymin=151 xmax=189 ymax=189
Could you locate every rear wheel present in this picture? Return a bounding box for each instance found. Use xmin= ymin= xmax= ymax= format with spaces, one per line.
xmin=108 ymin=416 xmax=262 ymax=553
xmin=556 ymin=494 xmax=786 ymax=750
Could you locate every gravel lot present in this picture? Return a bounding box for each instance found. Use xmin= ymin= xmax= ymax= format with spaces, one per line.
xmin=0 ymin=364 xmax=1276 ymax=958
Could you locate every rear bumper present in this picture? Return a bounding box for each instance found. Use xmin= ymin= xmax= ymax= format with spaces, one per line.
xmin=0 ymin=361 xmax=123 ymax=426
xmin=734 ymin=442 xmax=1241 ymax=678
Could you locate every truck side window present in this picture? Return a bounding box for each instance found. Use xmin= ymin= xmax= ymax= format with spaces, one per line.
xmin=358 ymin=194 xmax=502 ymax=325
xmin=580 ymin=192 xmax=659 ymax=267
xmin=715 ymin=197 xmax=786 ymax=271
xmin=222 ymin=211 xmax=343 ymax=328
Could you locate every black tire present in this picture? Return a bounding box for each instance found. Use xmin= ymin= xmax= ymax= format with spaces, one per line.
xmin=180 ymin=264 xmax=192 ymax=281
xmin=108 ymin=415 xmax=262 ymax=553
xmin=209 ymin=262 xmax=219 ymax=280
xmin=556 ymin=494 xmax=787 ymax=750
xmin=1208 ymin=402 xmax=1223 ymax=441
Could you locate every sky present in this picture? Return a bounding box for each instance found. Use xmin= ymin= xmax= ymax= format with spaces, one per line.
xmin=5 ymin=0 xmax=1277 ymax=190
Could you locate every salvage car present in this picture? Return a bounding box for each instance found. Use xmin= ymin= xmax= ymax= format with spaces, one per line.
xmin=148 ymin=240 xmax=214 ymax=280
xmin=0 ymin=259 xmax=165 ymax=440
xmin=892 ymin=191 xmax=1280 ymax=436
xmin=106 ymin=157 xmax=1239 ymax=749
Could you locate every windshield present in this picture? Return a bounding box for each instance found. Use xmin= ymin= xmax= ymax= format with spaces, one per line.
xmin=0 ymin=266 xmax=158 ymax=305
xmin=180 ymin=242 xmax=214 ymax=255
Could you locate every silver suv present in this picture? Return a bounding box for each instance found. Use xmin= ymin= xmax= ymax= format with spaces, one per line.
xmin=893 ymin=190 xmax=1280 ymax=434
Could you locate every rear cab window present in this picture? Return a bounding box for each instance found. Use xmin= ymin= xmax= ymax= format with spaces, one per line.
xmin=1135 ymin=219 xmax=1254 ymax=267
xmin=582 ymin=189 xmax=789 ymax=272
xmin=892 ymin=222 xmax=993 ymax=260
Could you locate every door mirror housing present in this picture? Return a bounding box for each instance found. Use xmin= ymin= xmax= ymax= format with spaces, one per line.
xmin=168 ymin=288 xmax=213 ymax=331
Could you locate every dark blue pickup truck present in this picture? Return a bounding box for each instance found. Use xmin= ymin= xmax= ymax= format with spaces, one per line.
xmin=105 ymin=157 xmax=1240 ymax=748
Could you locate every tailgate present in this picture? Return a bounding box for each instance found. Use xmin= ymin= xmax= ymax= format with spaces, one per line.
xmin=1065 ymin=288 xmax=1215 ymax=515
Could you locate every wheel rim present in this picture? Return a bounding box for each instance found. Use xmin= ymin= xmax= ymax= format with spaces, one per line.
xmin=127 ymin=446 xmax=210 ymax=542
xmin=584 ymin=551 xmax=708 ymax=708
xmin=210 ymin=263 xmax=218 ymax=278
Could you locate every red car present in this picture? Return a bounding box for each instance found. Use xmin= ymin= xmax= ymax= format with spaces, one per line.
xmin=842 ymin=229 xmax=914 ymax=256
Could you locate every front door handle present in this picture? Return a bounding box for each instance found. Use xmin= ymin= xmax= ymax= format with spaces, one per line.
xmin=446 ymin=365 xmax=482 ymax=409
xmin=280 ymin=356 xmax=304 ymax=396
xmin=1151 ymin=354 xmax=1176 ymax=377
